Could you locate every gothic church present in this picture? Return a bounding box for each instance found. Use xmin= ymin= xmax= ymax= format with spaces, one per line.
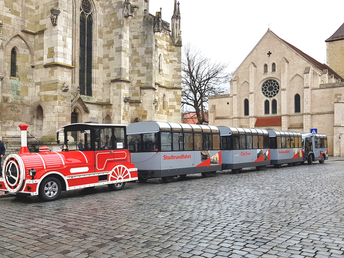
xmin=0 ymin=0 xmax=182 ymax=142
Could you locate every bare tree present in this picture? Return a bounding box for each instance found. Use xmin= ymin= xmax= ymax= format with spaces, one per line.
xmin=182 ymin=44 xmax=230 ymax=124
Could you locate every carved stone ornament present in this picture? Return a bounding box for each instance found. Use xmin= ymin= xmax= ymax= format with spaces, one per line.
xmin=62 ymin=82 xmax=69 ymax=92
xmin=50 ymin=8 xmax=61 ymax=26
xmin=123 ymin=0 xmax=138 ymax=18
xmin=153 ymin=9 xmax=163 ymax=33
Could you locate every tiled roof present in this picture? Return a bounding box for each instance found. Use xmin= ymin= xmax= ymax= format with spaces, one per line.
xmin=255 ymin=117 xmax=282 ymax=127
xmin=326 ymin=23 xmax=344 ymax=42
xmin=270 ymin=30 xmax=344 ymax=81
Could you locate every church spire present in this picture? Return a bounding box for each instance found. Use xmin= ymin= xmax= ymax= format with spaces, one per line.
xmin=171 ymin=1 xmax=182 ymax=46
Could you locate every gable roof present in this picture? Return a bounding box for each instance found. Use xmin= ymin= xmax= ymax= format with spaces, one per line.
xmin=269 ymin=30 xmax=343 ymax=81
xmin=234 ymin=29 xmax=343 ymax=82
xmin=326 ymin=23 xmax=344 ymax=42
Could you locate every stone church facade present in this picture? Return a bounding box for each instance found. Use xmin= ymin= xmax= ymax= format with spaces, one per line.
xmin=209 ymin=25 xmax=344 ymax=156
xmin=0 ymin=0 xmax=182 ymax=143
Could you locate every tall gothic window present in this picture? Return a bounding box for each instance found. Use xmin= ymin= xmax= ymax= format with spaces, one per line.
xmin=264 ymin=100 xmax=270 ymax=115
xmin=244 ymin=99 xmax=249 ymax=116
xmin=295 ymin=94 xmax=301 ymax=113
xmin=272 ymin=99 xmax=277 ymax=114
xmin=264 ymin=64 xmax=268 ymax=73
xmin=272 ymin=63 xmax=276 ymax=72
xmin=79 ymin=0 xmax=93 ymax=96
xmin=11 ymin=48 xmax=17 ymax=77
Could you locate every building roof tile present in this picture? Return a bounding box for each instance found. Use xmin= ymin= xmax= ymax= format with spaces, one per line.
xmin=325 ymin=23 xmax=344 ymax=42
xmin=255 ymin=116 xmax=282 ymax=127
xmin=270 ymin=30 xmax=344 ymax=81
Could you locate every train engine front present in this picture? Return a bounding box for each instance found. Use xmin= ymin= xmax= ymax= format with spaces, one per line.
xmin=0 ymin=123 xmax=138 ymax=201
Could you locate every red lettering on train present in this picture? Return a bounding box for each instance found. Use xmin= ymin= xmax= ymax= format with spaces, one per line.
xmin=241 ymin=152 xmax=251 ymax=156
xmin=278 ymin=150 xmax=290 ymax=154
xmin=163 ymin=154 xmax=192 ymax=160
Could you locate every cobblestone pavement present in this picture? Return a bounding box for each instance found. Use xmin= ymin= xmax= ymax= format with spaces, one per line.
xmin=1 ymin=158 xmax=344 ymax=258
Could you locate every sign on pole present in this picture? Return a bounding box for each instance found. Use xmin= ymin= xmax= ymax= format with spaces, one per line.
xmin=310 ymin=128 xmax=318 ymax=134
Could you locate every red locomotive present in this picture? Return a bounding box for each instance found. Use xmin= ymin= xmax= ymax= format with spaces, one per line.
xmin=0 ymin=123 xmax=138 ymax=201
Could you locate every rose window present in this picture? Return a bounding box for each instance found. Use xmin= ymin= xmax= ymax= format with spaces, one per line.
xmin=261 ymin=80 xmax=280 ymax=98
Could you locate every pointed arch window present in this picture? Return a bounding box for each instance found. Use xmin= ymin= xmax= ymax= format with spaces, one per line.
xmin=79 ymin=0 xmax=93 ymax=96
xmin=264 ymin=64 xmax=268 ymax=73
xmin=272 ymin=63 xmax=276 ymax=72
xmin=272 ymin=99 xmax=277 ymax=114
xmin=264 ymin=100 xmax=270 ymax=115
xmin=295 ymin=94 xmax=301 ymax=113
xmin=244 ymin=99 xmax=249 ymax=116
xmin=11 ymin=48 xmax=17 ymax=77
xmin=71 ymin=110 xmax=79 ymax=124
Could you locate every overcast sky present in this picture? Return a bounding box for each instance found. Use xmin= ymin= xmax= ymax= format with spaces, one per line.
xmin=149 ymin=0 xmax=344 ymax=74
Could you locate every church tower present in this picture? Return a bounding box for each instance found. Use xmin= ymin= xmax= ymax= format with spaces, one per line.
xmin=326 ymin=23 xmax=344 ymax=79
xmin=171 ymin=0 xmax=182 ymax=46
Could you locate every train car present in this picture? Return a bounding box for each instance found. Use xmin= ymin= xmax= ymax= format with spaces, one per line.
xmin=302 ymin=133 xmax=328 ymax=164
xmin=0 ymin=123 xmax=138 ymax=201
xmin=126 ymin=121 xmax=222 ymax=182
xmin=267 ymin=130 xmax=304 ymax=167
xmin=219 ymin=127 xmax=270 ymax=172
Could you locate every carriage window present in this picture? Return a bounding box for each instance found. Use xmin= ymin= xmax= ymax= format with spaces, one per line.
xmin=221 ymin=136 xmax=231 ymax=150
xmin=194 ymin=133 xmax=203 ymax=150
xmin=294 ymin=136 xmax=299 ymax=148
xmin=269 ymin=137 xmax=277 ymax=149
xmin=114 ymin=128 xmax=125 ymax=149
xmin=233 ymin=135 xmax=240 ymax=150
xmin=246 ymin=135 xmax=253 ymax=149
xmin=203 ymin=134 xmax=211 ymax=150
xmin=94 ymin=128 xmax=114 ymax=150
xmin=240 ymin=135 xmax=246 ymax=149
xmin=173 ymin=132 xmax=183 ymax=151
xmin=65 ymin=130 xmax=90 ymax=151
xmin=291 ymin=137 xmax=295 ymax=148
xmin=258 ymin=136 xmax=264 ymax=149
xmin=314 ymin=138 xmax=319 ymax=148
xmin=128 ymin=134 xmax=142 ymax=152
xmin=281 ymin=137 xmax=286 ymax=148
xmin=277 ymin=136 xmax=281 ymax=149
xmin=286 ymin=137 xmax=291 ymax=148
xmin=253 ymin=135 xmax=258 ymax=149
xmin=264 ymin=135 xmax=270 ymax=149
xmin=213 ymin=134 xmax=220 ymax=150
xmin=161 ymin=132 xmax=172 ymax=151
xmin=184 ymin=133 xmax=193 ymax=150
xmin=141 ymin=133 xmax=158 ymax=152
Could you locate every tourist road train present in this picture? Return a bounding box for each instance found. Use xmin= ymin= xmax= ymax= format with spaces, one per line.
xmin=0 ymin=122 xmax=328 ymax=201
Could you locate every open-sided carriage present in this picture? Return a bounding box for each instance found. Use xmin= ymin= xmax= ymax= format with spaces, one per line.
xmin=126 ymin=121 xmax=222 ymax=182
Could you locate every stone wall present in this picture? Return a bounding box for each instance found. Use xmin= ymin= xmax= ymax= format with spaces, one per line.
xmin=0 ymin=0 xmax=182 ymax=144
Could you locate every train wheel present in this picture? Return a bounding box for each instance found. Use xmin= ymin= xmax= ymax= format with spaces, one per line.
xmin=108 ymin=182 xmax=126 ymax=191
xmin=202 ymin=172 xmax=209 ymax=177
xmin=162 ymin=176 xmax=174 ymax=183
xmin=307 ymin=155 xmax=313 ymax=165
xmin=274 ymin=164 xmax=281 ymax=168
xmin=319 ymin=155 xmax=325 ymax=164
xmin=39 ymin=177 xmax=62 ymax=202
xmin=138 ymin=176 xmax=148 ymax=183
xmin=232 ymin=169 xmax=241 ymax=173
xmin=179 ymin=174 xmax=187 ymax=180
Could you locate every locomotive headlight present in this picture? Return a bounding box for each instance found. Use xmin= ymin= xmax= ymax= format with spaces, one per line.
xmin=29 ymin=168 xmax=36 ymax=180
